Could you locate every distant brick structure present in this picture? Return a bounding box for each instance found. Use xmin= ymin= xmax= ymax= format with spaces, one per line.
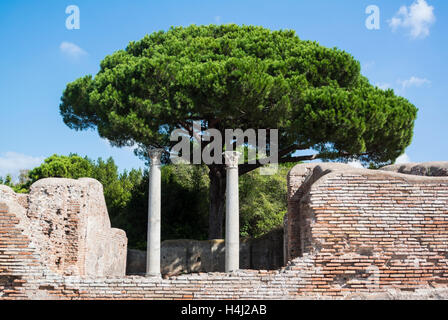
xmin=126 ymin=229 xmax=284 ymax=276
xmin=1 ymin=164 xmax=448 ymax=300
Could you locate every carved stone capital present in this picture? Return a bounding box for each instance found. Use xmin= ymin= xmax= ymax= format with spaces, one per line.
xmin=224 ymin=151 xmax=242 ymax=169
xmin=148 ymin=148 xmax=164 ymax=166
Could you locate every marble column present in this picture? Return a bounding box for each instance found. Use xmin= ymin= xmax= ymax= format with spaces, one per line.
xmin=224 ymin=151 xmax=241 ymax=272
xmin=146 ymin=148 xmax=164 ymax=277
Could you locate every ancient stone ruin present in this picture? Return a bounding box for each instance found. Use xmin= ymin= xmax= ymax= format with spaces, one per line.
xmin=0 ymin=178 xmax=127 ymax=279
xmin=1 ymin=162 xmax=448 ymax=299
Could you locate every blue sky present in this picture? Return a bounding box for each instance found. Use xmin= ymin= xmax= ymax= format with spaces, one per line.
xmin=0 ymin=0 xmax=447 ymax=179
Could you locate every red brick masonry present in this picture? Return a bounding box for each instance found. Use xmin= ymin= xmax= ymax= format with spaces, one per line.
xmin=1 ymin=164 xmax=448 ymax=299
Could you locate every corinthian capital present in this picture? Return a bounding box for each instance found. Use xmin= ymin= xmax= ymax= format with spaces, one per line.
xmin=224 ymin=151 xmax=242 ymax=169
xmin=148 ymin=148 xmax=164 ymax=166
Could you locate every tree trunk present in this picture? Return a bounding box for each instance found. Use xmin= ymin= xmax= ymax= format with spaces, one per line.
xmin=208 ymin=166 xmax=226 ymax=239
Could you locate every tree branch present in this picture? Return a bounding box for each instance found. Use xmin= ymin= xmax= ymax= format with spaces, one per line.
xmin=238 ymin=153 xmax=318 ymax=176
xmin=179 ymin=120 xmax=202 ymax=144
xmin=238 ymin=150 xmax=366 ymax=176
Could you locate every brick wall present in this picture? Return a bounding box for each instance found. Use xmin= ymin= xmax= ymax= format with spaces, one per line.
xmin=0 ymin=201 xmax=45 ymax=299
xmin=285 ymin=163 xmax=448 ymax=295
xmin=1 ymin=164 xmax=448 ymax=300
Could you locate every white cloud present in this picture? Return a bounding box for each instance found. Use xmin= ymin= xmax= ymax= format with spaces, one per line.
xmin=398 ymin=76 xmax=431 ymax=89
xmin=395 ymin=153 xmax=411 ymax=164
xmin=214 ymin=16 xmax=221 ymax=23
xmin=60 ymin=41 xmax=87 ymax=59
xmin=0 ymin=152 xmax=44 ymax=181
xmin=347 ymin=160 xmax=364 ymax=169
xmin=389 ymin=0 xmax=436 ymax=39
xmin=375 ymin=76 xmax=430 ymax=94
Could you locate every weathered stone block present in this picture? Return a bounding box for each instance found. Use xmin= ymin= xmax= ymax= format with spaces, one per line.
xmin=0 ymin=178 xmax=127 ymax=278
xmin=381 ymin=161 xmax=448 ymax=176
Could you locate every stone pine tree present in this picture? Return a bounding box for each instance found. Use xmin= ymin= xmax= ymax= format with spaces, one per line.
xmin=59 ymin=24 xmax=418 ymax=239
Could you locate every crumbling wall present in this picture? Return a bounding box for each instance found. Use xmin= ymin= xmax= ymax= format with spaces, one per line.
xmin=0 ymin=178 xmax=127 ymax=278
xmin=285 ymin=163 xmax=350 ymax=261
xmin=2 ymin=164 xmax=448 ymax=300
xmin=285 ymin=163 xmax=448 ymax=293
xmin=381 ymin=161 xmax=448 ymax=177
xmin=0 ymin=198 xmax=45 ymax=299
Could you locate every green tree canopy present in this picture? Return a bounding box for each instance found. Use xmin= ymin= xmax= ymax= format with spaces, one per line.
xmin=27 ymin=154 xmax=94 ymax=183
xmin=239 ymin=164 xmax=293 ymax=238
xmin=59 ymin=24 xmax=418 ymax=238
xmin=0 ymin=175 xmax=14 ymax=188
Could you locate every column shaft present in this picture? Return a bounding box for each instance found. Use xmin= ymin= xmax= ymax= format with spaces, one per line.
xmin=224 ymin=151 xmax=241 ymax=272
xmin=146 ymin=149 xmax=163 ymax=277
